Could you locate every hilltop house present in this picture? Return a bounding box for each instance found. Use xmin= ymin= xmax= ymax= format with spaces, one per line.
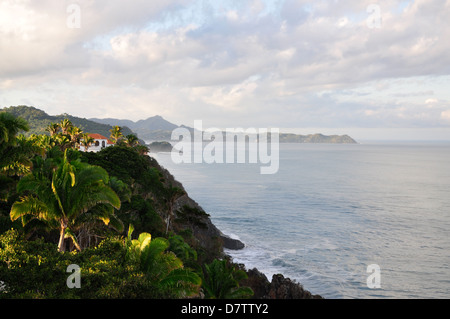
xmin=84 ymin=133 xmax=114 ymax=152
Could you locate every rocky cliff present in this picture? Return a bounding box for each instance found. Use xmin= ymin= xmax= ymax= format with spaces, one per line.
xmin=149 ymin=154 xmax=323 ymax=299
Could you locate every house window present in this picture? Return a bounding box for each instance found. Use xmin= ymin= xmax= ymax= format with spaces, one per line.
xmin=95 ymin=141 xmax=99 ymax=147
xmin=102 ymin=141 xmax=105 ymax=148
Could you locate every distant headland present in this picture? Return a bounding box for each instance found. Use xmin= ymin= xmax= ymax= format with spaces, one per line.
xmin=90 ymin=114 xmax=358 ymax=144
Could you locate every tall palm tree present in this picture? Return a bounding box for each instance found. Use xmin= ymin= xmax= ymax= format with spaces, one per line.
xmin=109 ymin=126 xmax=123 ymax=144
xmin=10 ymin=150 xmax=121 ymax=252
xmin=70 ymin=176 xmax=129 ymax=250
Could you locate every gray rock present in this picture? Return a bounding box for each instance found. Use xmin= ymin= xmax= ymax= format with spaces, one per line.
xmin=221 ymin=234 xmax=245 ymax=250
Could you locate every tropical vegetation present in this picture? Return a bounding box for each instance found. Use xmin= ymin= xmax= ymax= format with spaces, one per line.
xmin=0 ymin=110 xmax=253 ymax=299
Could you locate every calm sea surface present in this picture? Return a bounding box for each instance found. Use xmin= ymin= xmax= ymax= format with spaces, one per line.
xmin=152 ymin=142 xmax=450 ymax=299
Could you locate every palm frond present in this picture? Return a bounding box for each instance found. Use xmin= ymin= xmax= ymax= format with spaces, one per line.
xmin=159 ymin=268 xmax=202 ymax=296
xmin=70 ymin=185 xmax=121 ymax=217
xmin=10 ymin=196 xmax=50 ymax=225
xmin=107 ymin=214 xmax=124 ymax=233
xmin=140 ymin=237 xmax=170 ymax=274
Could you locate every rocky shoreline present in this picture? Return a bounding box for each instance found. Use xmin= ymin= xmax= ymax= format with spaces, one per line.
xmin=151 ymin=156 xmax=323 ymax=299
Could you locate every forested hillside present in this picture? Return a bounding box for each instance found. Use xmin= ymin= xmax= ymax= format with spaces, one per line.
xmin=1 ymin=106 xmax=134 ymax=138
xmin=0 ymin=110 xmax=321 ymax=300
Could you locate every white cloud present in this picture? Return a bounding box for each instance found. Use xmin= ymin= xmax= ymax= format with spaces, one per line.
xmin=441 ymin=110 xmax=450 ymax=121
xmin=1 ymin=0 xmax=450 ymax=138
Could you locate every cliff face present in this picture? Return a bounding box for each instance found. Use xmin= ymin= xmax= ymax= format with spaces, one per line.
xmin=83 ymin=146 xmax=322 ymax=299
xmin=148 ymin=154 xmax=322 ymax=299
xmin=147 ymin=155 xmax=245 ymax=255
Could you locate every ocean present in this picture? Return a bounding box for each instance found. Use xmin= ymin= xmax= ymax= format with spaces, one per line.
xmin=151 ymin=142 xmax=450 ymax=299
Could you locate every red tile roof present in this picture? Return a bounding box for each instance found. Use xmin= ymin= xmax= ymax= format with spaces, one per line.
xmin=88 ymin=133 xmax=114 ymax=145
xmin=88 ymin=133 xmax=108 ymax=140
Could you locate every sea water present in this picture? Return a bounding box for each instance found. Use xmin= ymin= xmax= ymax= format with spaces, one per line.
xmin=152 ymin=142 xmax=450 ymax=299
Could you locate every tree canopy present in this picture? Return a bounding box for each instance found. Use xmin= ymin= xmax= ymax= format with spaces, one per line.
xmin=0 ymin=112 xmax=253 ymax=299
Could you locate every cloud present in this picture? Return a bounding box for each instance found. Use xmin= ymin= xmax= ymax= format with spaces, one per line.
xmin=1 ymin=0 xmax=450 ymax=135
xmin=441 ymin=110 xmax=450 ymax=121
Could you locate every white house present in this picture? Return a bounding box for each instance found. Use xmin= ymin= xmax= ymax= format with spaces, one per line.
xmin=84 ymin=133 xmax=114 ymax=152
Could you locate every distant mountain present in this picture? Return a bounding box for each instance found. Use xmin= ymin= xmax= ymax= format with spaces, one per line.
xmin=90 ymin=115 xmax=357 ymax=144
xmin=2 ymin=106 xmax=357 ymax=144
xmin=1 ymin=106 xmax=134 ymax=138
xmin=90 ymin=115 xmax=179 ymax=131
xmin=90 ymin=115 xmax=183 ymax=142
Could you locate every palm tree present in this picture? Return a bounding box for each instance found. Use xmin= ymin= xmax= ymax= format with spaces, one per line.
xmin=134 ymin=144 xmax=149 ymax=155
xmin=0 ymin=112 xmax=31 ymax=176
xmin=10 ymin=150 xmax=121 ymax=252
xmin=59 ymin=119 xmax=73 ymax=135
xmin=54 ymin=134 xmax=72 ymax=152
xmin=109 ymin=126 xmax=123 ymax=144
xmin=80 ymin=133 xmax=95 ymax=152
xmin=126 ymin=225 xmax=202 ymax=297
xmin=0 ymin=112 xmax=29 ymax=148
xmin=125 ymin=134 xmax=139 ymax=147
xmin=29 ymin=134 xmax=56 ymax=155
xmin=45 ymin=123 xmax=60 ymax=137
xmin=68 ymin=126 xmax=83 ymax=149
xmin=70 ymin=176 xmax=129 ymax=250
xmin=0 ymin=135 xmax=36 ymax=177
xmin=201 ymin=259 xmax=253 ymax=299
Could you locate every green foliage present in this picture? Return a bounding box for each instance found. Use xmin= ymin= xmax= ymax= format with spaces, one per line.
xmin=175 ymin=205 xmax=210 ymax=229
xmin=80 ymin=146 xmax=167 ymax=236
xmin=109 ymin=125 xmax=123 ymax=144
xmin=0 ymin=229 xmax=201 ymax=299
xmin=168 ymin=234 xmax=198 ymax=265
xmin=125 ymin=225 xmax=202 ymax=298
xmin=10 ymin=149 xmax=122 ymax=252
xmin=0 ymin=229 xmax=69 ymax=298
xmin=0 ymin=112 xmax=249 ymax=300
xmin=0 ymin=112 xmax=34 ymax=177
xmin=81 ymin=146 xmax=161 ymax=189
xmin=0 ymin=111 xmax=29 ymax=145
xmin=201 ymin=259 xmax=253 ymax=299
xmin=119 ymin=195 xmax=165 ymax=237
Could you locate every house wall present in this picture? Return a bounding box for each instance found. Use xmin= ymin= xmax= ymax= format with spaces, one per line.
xmin=88 ymin=139 xmax=108 ymax=152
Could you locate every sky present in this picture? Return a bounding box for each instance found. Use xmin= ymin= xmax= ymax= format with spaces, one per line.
xmin=1 ymin=0 xmax=450 ymax=141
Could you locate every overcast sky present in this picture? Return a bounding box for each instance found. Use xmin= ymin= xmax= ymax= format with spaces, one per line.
xmin=1 ymin=0 xmax=450 ymax=140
